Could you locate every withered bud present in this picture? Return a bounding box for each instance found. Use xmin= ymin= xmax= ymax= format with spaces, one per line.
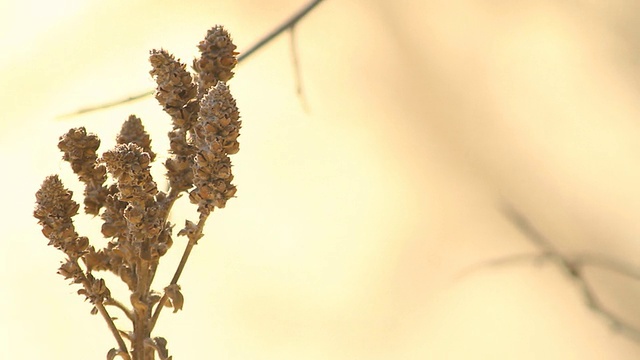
xmin=194 ymin=25 xmax=238 ymax=96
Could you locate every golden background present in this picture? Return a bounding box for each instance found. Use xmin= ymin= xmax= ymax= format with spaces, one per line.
xmin=3 ymin=0 xmax=640 ymax=358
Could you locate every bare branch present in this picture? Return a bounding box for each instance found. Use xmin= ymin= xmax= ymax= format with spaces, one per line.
xmin=58 ymin=0 xmax=326 ymax=118
xmin=463 ymin=204 xmax=640 ymax=342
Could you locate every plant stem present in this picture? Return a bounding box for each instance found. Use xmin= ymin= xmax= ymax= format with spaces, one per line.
xmin=132 ymin=257 xmax=152 ymax=360
xmin=75 ymin=260 xmax=131 ymax=359
xmin=105 ymin=297 xmax=135 ymax=321
xmin=149 ymin=213 xmax=209 ymax=332
xmin=96 ymin=303 xmax=132 ymax=360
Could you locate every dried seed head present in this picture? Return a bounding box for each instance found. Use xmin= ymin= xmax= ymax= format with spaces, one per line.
xmin=34 ymin=176 xmax=80 ymax=249
xmin=188 ymin=83 xmax=241 ymax=214
xmin=117 ymin=115 xmax=156 ymax=162
xmin=165 ymin=156 xmax=194 ymax=193
xmin=101 ymin=186 xmax=128 ymax=239
xmin=34 ymin=176 xmax=90 ymax=259
xmin=102 ymin=143 xmax=157 ymax=204
xmin=194 ymin=25 xmax=238 ymax=96
xmin=58 ymin=127 xmax=109 ymax=215
xmin=58 ymin=127 xmax=100 ymax=176
xmin=102 ymin=143 xmax=162 ymax=245
xmin=150 ymin=49 xmax=198 ymax=129
xmin=196 ymin=82 xmax=241 ymax=155
xmin=35 ymin=175 xmax=79 ymax=220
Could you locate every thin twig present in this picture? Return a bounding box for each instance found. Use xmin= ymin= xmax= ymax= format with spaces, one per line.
xmin=575 ymin=253 xmax=640 ymax=282
xmin=500 ymin=203 xmax=559 ymax=252
xmin=455 ymin=251 xmax=553 ymax=281
xmin=288 ymin=25 xmax=309 ymax=112
xmin=58 ymin=92 xmax=152 ymax=118
xmin=238 ymin=0 xmax=325 ymax=62
xmin=493 ymin=205 xmax=640 ymax=341
xmin=58 ymin=0 xmax=326 ymax=118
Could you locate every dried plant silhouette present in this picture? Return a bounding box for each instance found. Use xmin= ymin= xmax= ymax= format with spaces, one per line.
xmin=461 ymin=205 xmax=640 ymax=343
xmin=34 ymin=26 xmax=241 ymax=360
xmin=59 ymin=0 xmax=324 ymax=118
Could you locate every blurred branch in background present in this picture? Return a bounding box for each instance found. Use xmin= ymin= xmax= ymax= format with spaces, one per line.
xmin=58 ymin=0 xmax=325 ymax=118
xmin=461 ymin=204 xmax=640 ymax=343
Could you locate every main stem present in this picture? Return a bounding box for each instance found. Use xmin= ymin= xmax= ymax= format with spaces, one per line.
xmin=133 ymin=257 xmax=152 ymax=360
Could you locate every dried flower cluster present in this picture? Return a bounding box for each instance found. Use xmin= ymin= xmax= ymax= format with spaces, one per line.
xmin=34 ymin=26 xmax=240 ymax=360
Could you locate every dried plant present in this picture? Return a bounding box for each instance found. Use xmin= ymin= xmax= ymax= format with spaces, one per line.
xmin=34 ymin=26 xmax=240 ymax=360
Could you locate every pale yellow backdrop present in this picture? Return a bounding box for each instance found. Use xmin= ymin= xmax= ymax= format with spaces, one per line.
xmin=3 ymin=0 xmax=640 ymax=359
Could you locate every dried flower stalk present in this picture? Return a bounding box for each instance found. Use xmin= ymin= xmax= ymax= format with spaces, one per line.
xmin=34 ymin=26 xmax=240 ymax=360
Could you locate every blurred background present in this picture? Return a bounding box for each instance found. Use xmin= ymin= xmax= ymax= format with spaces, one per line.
xmin=3 ymin=0 xmax=640 ymax=358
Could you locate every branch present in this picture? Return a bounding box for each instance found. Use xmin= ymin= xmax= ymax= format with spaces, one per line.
xmin=104 ymin=296 xmax=135 ymax=322
xmin=238 ymin=0 xmax=324 ymax=62
xmin=461 ymin=204 xmax=640 ymax=342
xmin=58 ymin=0 xmax=326 ymax=118
xmin=75 ymin=262 xmax=131 ymax=358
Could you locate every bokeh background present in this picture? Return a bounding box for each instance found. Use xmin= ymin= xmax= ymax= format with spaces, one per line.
xmin=3 ymin=0 xmax=640 ymax=358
